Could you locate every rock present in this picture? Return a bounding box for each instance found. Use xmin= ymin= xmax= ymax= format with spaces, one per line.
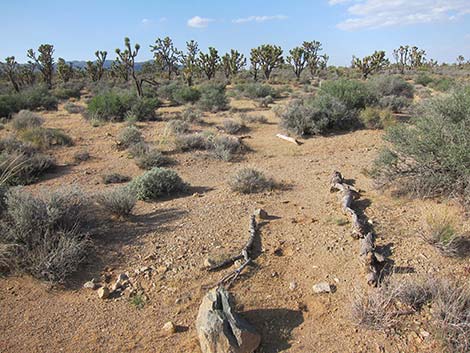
xmin=203 ymin=258 xmax=216 ymax=268
xmin=83 ymin=279 xmax=98 ymax=290
xmin=312 ymin=282 xmax=332 ymax=294
xmin=111 ymin=273 xmax=129 ymax=292
xmin=254 ymin=208 xmax=268 ymax=220
xmin=289 ymin=282 xmax=297 ymax=291
xmin=97 ymin=286 xmax=110 ymax=299
xmin=196 ymin=287 xmax=260 ymax=353
xmin=162 ymin=321 xmax=176 ymax=335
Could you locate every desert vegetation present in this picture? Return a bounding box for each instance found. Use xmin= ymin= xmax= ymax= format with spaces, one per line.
xmin=0 ymin=31 xmax=469 ymax=353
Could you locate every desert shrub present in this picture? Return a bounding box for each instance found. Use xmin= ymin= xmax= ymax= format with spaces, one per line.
xmin=369 ymin=75 xmax=414 ymax=99
xmin=172 ymin=86 xmax=201 ymax=105
xmin=221 ymin=119 xmax=245 ymax=134
xmin=0 ymin=138 xmax=54 ymax=185
xmin=0 ymin=86 xmax=58 ymax=118
xmin=116 ymin=125 xmax=143 ymax=149
xmin=197 ymin=83 xmax=229 ymax=112
xmin=239 ymin=113 xmax=268 ymax=124
xmin=0 ymin=187 xmax=90 ymax=282
xmin=430 ymin=77 xmax=456 ymax=92
xmin=96 ymin=187 xmax=136 ymax=217
xmin=258 ymin=95 xmax=274 ymax=108
xmin=73 ymin=150 xmax=90 ymax=163
xmin=174 ymin=133 xmax=209 ymax=151
xmin=235 ymin=83 xmax=278 ymax=99
xmin=157 ymin=81 xmax=182 ymax=104
xmin=52 ymin=82 xmax=82 ymax=100
xmin=359 ymin=107 xmax=395 ymax=129
xmin=415 ymin=73 xmax=433 ymax=86
xmin=64 ymin=102 xmax=85 ymax=114
xmin=128 ymin=167 xmax=187 ymax=201
xmin=102 ymin=173 xmax=131 ymax=185
xmin=422 ymin=214 xmax=470 ymax=258
xmin=372 ymin=88 xmax=470 ymax=206
xmin=378 ymin=95 xmax=410 ymax=112
xmin=166 ymin=119 xmax=190 ymax=135
xmin=181 ymin=107 xmax=203 ymax=123
xmin=229 ymin=168 xmax=275 ymax=194
xmin=11 ymin=110 xmax=44 ymax=130
xmin=135 ymin=150 xmax=172 ymax=170
xmin=278 ymin=95 xmax=355 ymax=136
xmin=352 ymin=276 xmax=470 ymax=352
xmin=319 ymin=79 xmax=376 ymax=110
xmin=87 ymin=91 xmax=158 ymax=122
xmin=209 ymin=135 xmax=243 ymax=161
xmin=19 ymin=127 xmax=73 ymax=149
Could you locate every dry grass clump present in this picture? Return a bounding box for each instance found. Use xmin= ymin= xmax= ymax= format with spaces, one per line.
xmin=421 ymin=213 xmax=470 ymax=258
xmin=239 ymin=113 xmax=268 ymax=124
xmin=11 ymin=110 xmax=44 ymax=131
xmin=174 ymin=133 xmax=209 ymax=151
xmin=229 ymin=168 xmax=275 ymax=194
xmin=221 ymin=119 xmax=246 ymax=135
xmin=0 ymin=187 xmax=91 ymax=283
xmin=96 ymin=187 xmax=136 ymax=217
xmin=181 ymin=107 xmax=203 ymax=123
xmin=19 ymin=127 xmax=73 ymax=149
xmin=64 ymin=102 xmax=85 ymax=114
xmin=116 ymin=125 xmax=143 ymax=149
xmin=209 ymin=135 xmax=243 ymax=161
xmin=102 ymin=173 xmax=131 ymax=185
xmin=352 ymin=276 xmax=470 ymax=352
xmin=129 ymin=142 xmax=173 ymax=170
xmin=73 ymin=150 xmax=90 ymax=163
xmin=166 ymin=119 xmax=190 ymax=135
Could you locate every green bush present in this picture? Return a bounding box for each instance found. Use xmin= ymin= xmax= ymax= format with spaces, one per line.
xmin=222 ymin=119 xmax=245 ymax=134
xmin=430 ymin=77 xmax=456 ymax=92
xmin=229 ymin=168 xmax=275 ymax=194
xmin=359 ymin=107 xmax=395 ymax=129
xmin=234 ymin=83 xmax=278 ymax=99
xmin=19 ymin=127 xmax=73 ymax=149
xmin=129 ymin=143 xmax=173 ymax=170
xmin=11 ymin=110 xmax=44 ymax=130
xmin=174 ymin=133 xmax=210 ymax=151
xmin=128 ymin=167 xmax=187 ymax=201
xmin=197 ymin=83 xmax=229 ymax=112
xmin=52 ymin=82 xmax=83 ymax=100
xmin=319 ymin=79 xmax=376 ymax=110
xmin=378 ymin=96 xmax=411 ymax=113
xmin=372 ymin=88 xmax=470 ymax=206
xmin=181 ymin=107 xmax=203 ymax=123
xmin=0 ymin=187 xmax=90 ymax=282
xmin=0 ymin=86 xmax=58 ymax=118
xmin=116 ymin=126 xmax=143 ymax=149
xmin=209 ymin=135 xmax=243 ymax=161
xmin=415 ymin=73 xmax=433 ymax=86
xmin=157 ymin=82 xmax=181 ymax=104
xmin=64 ymin=102 xmax=85 ymax=114
xmin=173 ymin=86 xmax=201 ymax=105
xmin=166 ymin=120 xmax=190 ymax=135
xmin=87 ymin=91 xmax=159 ymax=122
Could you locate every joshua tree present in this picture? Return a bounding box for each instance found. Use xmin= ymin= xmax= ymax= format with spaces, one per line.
xmin=352 ymin=50 xmax=389 ymax=79
xmin=110 ymin=59 xmax=129 ymax=82
xmin=393 ymin=45 xmax=410 ymax=74
xmin=303 ymin=41 xmax=323 ymax=78
xmin=115 ymin=37 xmax=143 ymax=96
xmin=18 ymin=61 xmax=37 ymax=86
xmin=56 ymin=58 xmax=73 ymax=83
xmin=253 ymin=44 xmax=283 ymax=80
xmin=409 ymin=46 xmax=426 ymax=69
xmin=0 ymin=56 xmax=20 ymax=92
xmin=287 ymin=46 xmax=308 ymax=80
xmin=27 ymin=44 xmax=55 ymax=88
xmin=319 ymin=54 xmax=329 ymax=71
xmin=86 ymin=51 xmax=107 ymax=81
xmin=456 ymin=55 xmax=465 ymax=67
xmin=250 ymin=48 xmax=261 ymax=81
xmin=150 ymin=37 xmax=182 ymax=80
xmin=221 ymin=49 xmax=246 ymax=80
xmin=182 ymin=40 xmax=199 ymax=86
xmin=198 ymin=47 xmax=220 ymax=80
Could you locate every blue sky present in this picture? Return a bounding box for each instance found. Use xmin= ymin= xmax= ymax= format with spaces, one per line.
xmin=2 ymin=0 xmax=470 ymax=66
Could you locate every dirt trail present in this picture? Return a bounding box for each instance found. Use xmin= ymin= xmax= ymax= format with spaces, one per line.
xmin=0 ymin=98 xmax=468 ymax=353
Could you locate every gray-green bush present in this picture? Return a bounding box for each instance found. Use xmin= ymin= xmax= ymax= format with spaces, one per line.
xmin=128 ymin=167 xmax=187 ymax=201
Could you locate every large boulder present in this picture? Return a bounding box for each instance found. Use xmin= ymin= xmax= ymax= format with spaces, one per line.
xmin=196 ymin=287 xmax=261 ymax=353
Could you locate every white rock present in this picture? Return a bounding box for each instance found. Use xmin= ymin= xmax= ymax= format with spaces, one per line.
xmin=97 ymin=287 xmax=110 ymax=299
xmin=312 ymin=282 xmax=332 ymax=294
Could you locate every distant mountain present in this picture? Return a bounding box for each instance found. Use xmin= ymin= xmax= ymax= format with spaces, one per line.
xmin=67 ymin=60 xmax=152 ymax=70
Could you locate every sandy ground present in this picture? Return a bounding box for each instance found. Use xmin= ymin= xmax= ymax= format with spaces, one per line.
xmin=0 ymin=94 xmax=469 ymax=353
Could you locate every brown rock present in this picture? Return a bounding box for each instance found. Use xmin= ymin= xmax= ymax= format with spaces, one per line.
xmin=162 ymin=321 xmax=176 ymax=336
xmin=97 ymin=286 xmax=110 ymax=299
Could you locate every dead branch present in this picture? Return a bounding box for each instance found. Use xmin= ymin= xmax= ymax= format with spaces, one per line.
xmin=330 ymin=171 xmax=386 ymax=286
xmin=209 ymin=215 xmax=258 ymax=289
xmin=276 ymin=133 xmax=300 ymax=145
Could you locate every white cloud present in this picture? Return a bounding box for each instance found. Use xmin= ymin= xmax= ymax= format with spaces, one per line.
xmin=141 ymin=17 xmax=166 ymax=25
xmin=141 ymin=18 xmax=150 ymax=25
xmin=330 ymin=0 xmax=470 ymax=31
xmin=187 ymin=16 xmax=213 ymax=28
xmin=232 ymin=15 xmax=288 ymax=24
